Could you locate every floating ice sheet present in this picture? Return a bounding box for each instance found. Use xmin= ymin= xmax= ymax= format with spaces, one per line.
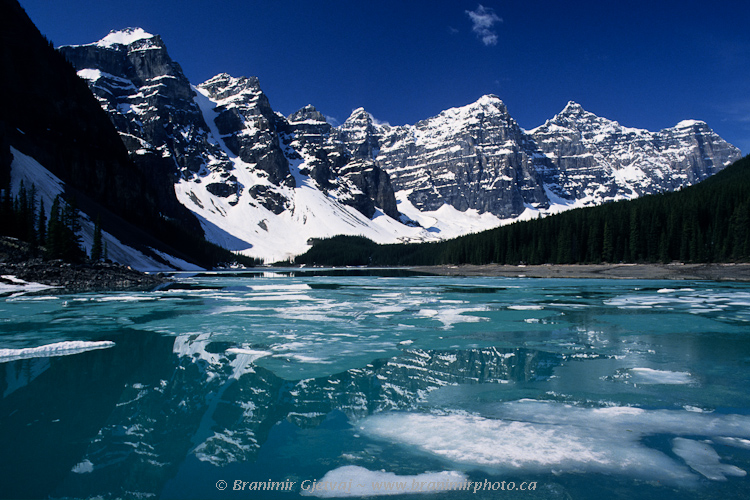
xmin=0 ymin=341 xmax=115 ymax=363
xmin=301 ymin=465 xmax=468 ymax=497
xmin=358 ymin=400 xmax=750 ymax=486
xmin=0 ymin=275 xmax=57 ymax=295
xmin=629 ymin=367 xmax=694 ymax=385
xmin=672 ymin=438 xmax=746 ymax=481
xmin=71 ymin=459 xmax=94 ymax=474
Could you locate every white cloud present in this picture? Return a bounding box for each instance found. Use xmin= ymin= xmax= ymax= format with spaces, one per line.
xmin=465 ymin=4 xmax=503 ymax=46
xmin=370 ymin=115 xmax=391 ymax=128
xmin=324 ymin=115 xmax=341 ymax=127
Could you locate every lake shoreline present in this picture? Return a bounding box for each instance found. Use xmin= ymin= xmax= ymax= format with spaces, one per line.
xmin=408 ymin=263 xmax=750 ymax=281
xmin=0 ymin=259 xmax=170 ymax=293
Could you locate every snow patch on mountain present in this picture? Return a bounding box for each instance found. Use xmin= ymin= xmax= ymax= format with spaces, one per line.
xmin=182 ymin=86 xmax=437 ymax=262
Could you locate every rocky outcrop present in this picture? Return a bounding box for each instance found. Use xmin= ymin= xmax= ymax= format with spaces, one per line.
xmin=0 ymin=258 xmax=168 ymax=292
xmin=337 ymin=107 xmax=383 ymax=160
xmin=282 ymin=105 xmax=400 ymax=219
xmin=197 ymin=73 xmax=293 ymax=187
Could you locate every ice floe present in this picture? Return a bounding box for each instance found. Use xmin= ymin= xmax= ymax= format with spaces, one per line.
xmin=0 ymin=341 xmax=115 ymax=363
xmin=629 ymin=367 xmax=694 ymax=385
xmin=71 ymin=459 xmax=94 ymax=474
xmin=418 ymin=307 xmax=487 ymax=328
xmin=672 ymin=438 xmax=746 ymax=481
xmin=358 ymin=400 xmax=750 ymax=486
xmin=0 ymin=275 xmax=56 ymax=295
xmin=301 ymin=465 xmax=468 ymax=497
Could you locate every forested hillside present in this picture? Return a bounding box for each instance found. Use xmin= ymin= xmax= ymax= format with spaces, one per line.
xmin=295 ymin=155 xmax=750 ymax=267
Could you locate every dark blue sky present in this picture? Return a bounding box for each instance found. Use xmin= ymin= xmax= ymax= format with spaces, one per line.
xmin=19 ymin=0 xmax=750 ymax=153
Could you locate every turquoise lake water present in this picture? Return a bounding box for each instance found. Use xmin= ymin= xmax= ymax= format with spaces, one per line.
xmin=1 ymin=270 xmax=750 ymax=499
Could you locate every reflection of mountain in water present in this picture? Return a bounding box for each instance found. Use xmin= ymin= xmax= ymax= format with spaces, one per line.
xmin=0 ymin=331 xmax=561 ymax=498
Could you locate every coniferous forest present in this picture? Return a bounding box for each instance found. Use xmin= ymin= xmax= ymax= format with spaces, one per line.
xmin=295 ymin=155 xmax=750 ymax=267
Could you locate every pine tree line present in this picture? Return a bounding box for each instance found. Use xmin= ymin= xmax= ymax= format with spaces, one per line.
xmin=1 ymin=180 xmax=260 ymax=268
xmin=296 ymin=155 xmax=750 ymax=267
xmin=0 ymin=181 xmax=92 ymax=261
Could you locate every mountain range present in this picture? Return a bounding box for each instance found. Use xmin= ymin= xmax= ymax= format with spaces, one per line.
xmin=58 ymin=28 xmax=740 ymax=264
xmin=2 ymin=10 xmax=742 ymax=268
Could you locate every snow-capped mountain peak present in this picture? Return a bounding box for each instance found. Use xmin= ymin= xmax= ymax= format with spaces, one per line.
xmin=341 ymin=107 xmax=378 ymax=130
xmin=424 ymin=94 xmax=511 ymax=127
xmin=197 ymin=73 xmax=263 ymax=104
xmin=95 ymin=27 xmax=157 ymax=48
xmin=674 ymin=119 xmax=708 ymax=130
xmin=559 ymin=100 xmax=585 ymax=115
xmin=347 ymin=107 xmax=370 ymax=119
xmin=475 ymin=93 xmax=506 ymax=107
xmin=288 ymin=105 xmax=328 ymax=124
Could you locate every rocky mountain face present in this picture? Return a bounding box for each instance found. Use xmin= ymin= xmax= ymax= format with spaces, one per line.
xmin=529 ymin=101 xmax=741 ymax=202
xmin=61 ymin=32 xmax=398 ymax=219
xmin=61 ymin=32 xmax=405 ymax=262
xmin=60 ymin=28 xmax=742 ymax=262
xmin=349 ymin=96 xmax=550 ymax=218
xmin=344 ymin=97 xmax=741 ymax=219
xmin=58 ymin=30 xmax=232 ymax=223
xmin=282 ymin=104 xmax=399 ymax=219
xmin=195 ymin=73 xmax=291 ymax=190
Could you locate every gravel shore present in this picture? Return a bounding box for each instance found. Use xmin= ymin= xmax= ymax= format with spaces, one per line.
xmin=0 ymin=259 xmax=169 ymax=293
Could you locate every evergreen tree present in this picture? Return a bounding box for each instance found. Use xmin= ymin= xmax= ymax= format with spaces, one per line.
xmin=37 ymin=198 xmax=46 ymax=245
xmin=0 ymin=187 xmax=12 ymax=235
xmin=60 ymin=197 xmax=83 ymax=261
xmin=602 ymin=221 xmax=614 ymax=262
xmin=16 ymin=180 xmax=28 ymax=240
xmin=46 ymin=195 xmax=63 ymax=258
xmin=91 ymin=215 xmax=103 ymax=261
xmin=629 ymin=207 xmax=641 ymax=261
xmin=658 ymin=231 xmax=669 ymax=263
xmin=45 ymin=195 xmax=84 ymax=261
xmin=27 ymin=183 xmax=37 ymax=245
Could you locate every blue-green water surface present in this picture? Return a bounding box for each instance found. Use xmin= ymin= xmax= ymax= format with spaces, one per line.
xmin=1 ymin=271 xmax=750 ymax=499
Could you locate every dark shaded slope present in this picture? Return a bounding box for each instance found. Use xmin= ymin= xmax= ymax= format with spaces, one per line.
xmin=1 ymin=0 xmax=164 ymax=221
xmin=0 ymin=0 xmax=254 ymax=268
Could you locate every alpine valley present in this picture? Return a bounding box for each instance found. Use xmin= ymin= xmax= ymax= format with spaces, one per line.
xmin=6 ymin=19 xmax=744 ymax=266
